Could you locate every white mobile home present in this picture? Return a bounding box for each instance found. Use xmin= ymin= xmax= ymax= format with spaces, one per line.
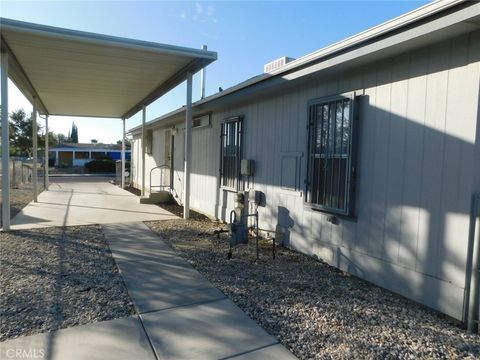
xmin=129 ymin=1 xmax=480 ymax=325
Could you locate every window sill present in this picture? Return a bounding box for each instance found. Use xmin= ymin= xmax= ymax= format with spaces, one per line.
xmin=304 ymin=203 xmax=357 ymax=221
xmin=220 ymin=186 xmax=238 ymax=193
xmin=192 ymin=124 xmax=212 ymax=131
xmin=277 ymin=188 xmax=303 ymax=197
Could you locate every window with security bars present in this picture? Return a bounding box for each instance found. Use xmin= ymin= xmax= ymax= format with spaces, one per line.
xmin=307 ymin=95 xmax=357 ymax=215
xmin=220 ymin=117 xmax=243 ymax=190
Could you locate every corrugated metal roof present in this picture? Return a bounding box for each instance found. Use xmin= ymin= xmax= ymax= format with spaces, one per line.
xmin=0 ymin=18 xmax=217 ymax=118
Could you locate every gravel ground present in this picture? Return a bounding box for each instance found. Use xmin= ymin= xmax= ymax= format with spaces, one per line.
xmin=0 ymin=225 xmax=135 ymax=342
xmin=146 ymin=217 xmax=480 ymax=360
xmin=0 ymin=182 xmax=44 ymax=228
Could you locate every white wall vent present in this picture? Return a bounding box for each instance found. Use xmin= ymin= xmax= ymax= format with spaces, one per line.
xmin=263 ymin=56 xmax=295 ymax=73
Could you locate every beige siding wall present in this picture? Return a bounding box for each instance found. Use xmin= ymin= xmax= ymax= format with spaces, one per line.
xmin=131 ymin=30 xmax=480 ymax=319
xmin=131 ymin=127 xmax=171 ymax=194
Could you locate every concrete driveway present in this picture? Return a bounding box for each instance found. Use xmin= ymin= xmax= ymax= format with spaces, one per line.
xmin=10 ymin=177 xmax=177 ymax=230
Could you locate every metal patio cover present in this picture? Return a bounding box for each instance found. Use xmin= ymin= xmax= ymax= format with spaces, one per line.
xmin=0 ymin=18 xmax=217 ymax=118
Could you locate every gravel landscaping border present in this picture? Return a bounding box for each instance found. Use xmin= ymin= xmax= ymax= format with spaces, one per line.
xmin=0 ymin=225 xmax=135 ymax=342
xmin=145 ymin=217 xmax=480 ymax=360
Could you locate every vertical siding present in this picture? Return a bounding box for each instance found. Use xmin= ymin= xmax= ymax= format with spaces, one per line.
xmin=384 ymin=54 xmax=409 ymax=264
xmin=130 ymin=30 xmax=480 ymax=320
xmin=416 ymin=42 xmax=450 ymax=278
xmin=398 ymin=48 xmax=427 ymax=270
xmin=369 ymin=61 xmax=392 ymax=260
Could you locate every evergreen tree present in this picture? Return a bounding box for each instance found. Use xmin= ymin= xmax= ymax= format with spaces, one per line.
xmin=71 ymin=122 xmax=79 ymax=143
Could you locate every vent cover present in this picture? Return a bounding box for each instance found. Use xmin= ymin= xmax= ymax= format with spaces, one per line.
xmin=264 ymin=56 xmax=295 ymax=73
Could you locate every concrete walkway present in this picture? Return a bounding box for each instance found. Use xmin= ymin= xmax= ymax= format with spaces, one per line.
xmin=1 ymin=221 xmax=296 ymax=360
xmin=10 ymin=177 xmax=176 ymax=230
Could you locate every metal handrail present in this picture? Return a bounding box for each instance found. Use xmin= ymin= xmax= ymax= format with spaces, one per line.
xmin=149 ymin=164 xmax=171 ymax=194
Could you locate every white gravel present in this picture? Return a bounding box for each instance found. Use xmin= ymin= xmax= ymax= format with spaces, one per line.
xmin=146 ymin=217 xmax=480 ymax=360
xmin=0 ymin=225 xmax=135 ymax=342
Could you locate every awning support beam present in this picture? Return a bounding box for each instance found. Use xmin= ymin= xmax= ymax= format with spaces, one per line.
xmin=32 ymin=97 xmax=38 ymax=202
xmin=183 ymin=72 xmax=193 ymax=219
xmin=0 ymin=36 xmax=49 ymax=115
xmin=45 ymin=115 xmax=49 ymax=190
xmin=1 ymin=50 xmax=10 ymax=231
xmin=122 ymin=57 xmax=214 ymax=119
xmin=141 ymin=105 xmax=146 ymax=196
xmin=121 ymin=117 xmax=126 ymax=189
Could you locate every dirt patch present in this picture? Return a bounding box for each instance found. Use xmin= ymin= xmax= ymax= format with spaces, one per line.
xmin=123 ymin=186 xmax=141 ymax=196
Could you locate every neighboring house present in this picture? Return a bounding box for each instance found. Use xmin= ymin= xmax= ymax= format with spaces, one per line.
xmin=129 ymin=1 xmax=480 ymax=322
xmin=49 ymin=143 xmax=131 ymax=167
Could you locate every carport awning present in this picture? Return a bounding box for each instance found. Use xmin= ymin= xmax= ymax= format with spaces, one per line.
xmin=0 ymin=18 xmax=217 ymax=118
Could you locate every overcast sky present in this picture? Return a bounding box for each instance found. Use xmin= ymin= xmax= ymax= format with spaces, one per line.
xmin=1 ymin=0 xmax=428 ymax=143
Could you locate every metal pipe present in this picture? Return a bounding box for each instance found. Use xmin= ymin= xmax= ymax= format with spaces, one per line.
xmin=32 ymin=98 xmax=38 ymax=202
xmin=45 ymin=114 xmax=49 ymax=190
xmin=200 ymin=45 xmax=207 ymax=99
xmin=256 ymin=210 xmax=259 ymax=260
xmin=273 ymin=235 xmax=276 ymax=260
xmin=183 ymin=72 xmax=192 ymax=219
xmin=121 ymin=117 xmax=126 ymax=189
xmin=141 ymin=105 xmax=146 ymax=196
xmin=468 ymin=194 xmax=480 ymax=332
xmin=1 ymin=50 xmax=10 ymax=231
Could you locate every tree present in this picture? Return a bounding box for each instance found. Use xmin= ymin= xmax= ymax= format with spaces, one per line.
xmin=57 ymin=133 xmax=68 ymax=144
xmin=9 ymin=109 xmax=42 ymax=157
xmin=70 ymin=122 xmax=79 ymax=143
xmin=38 ymin=131 xmax=59 ymax=148
xmin=91 ymin=139 xmax=98 ymax=144
xmin=117 ymin=139 xmax=131 ymax=147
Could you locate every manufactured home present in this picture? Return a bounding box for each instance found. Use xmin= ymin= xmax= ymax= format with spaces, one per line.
xmin=129 ymin=1 xmax=480 ymax=325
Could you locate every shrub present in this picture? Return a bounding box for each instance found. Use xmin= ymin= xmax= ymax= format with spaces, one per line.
xmin=84 ymin=156 xmax=115 ymax=173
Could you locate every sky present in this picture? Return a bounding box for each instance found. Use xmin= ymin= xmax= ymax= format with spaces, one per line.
xmin=1 ymin=0 xmax=429 ymax=144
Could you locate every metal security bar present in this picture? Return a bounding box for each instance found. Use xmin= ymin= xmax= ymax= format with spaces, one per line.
xmin=220 ymin=117 xmax=243 ymax=190
xmin=307 ymin=95 xmax=355 ymax=215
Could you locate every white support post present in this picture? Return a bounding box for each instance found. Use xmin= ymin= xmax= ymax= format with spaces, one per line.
xmin=141 ymin=105 xmax=146 ymax=196
xmin=183 ymin=72 xmax=193 ymax=219
xmin=32 ymin=98 xmax=38 ymax=202
xmin=45 ymin=115 xmax=49 ymax=190
xmin=121 ymin=117 xmax=126 ymax=189
xmin=468 ymin=195 xmax=480 ymax=332
xmin=200 ymin=45 xmax=207 ymax=99
xmin=1 ymin=51 xmax=10 ymax=231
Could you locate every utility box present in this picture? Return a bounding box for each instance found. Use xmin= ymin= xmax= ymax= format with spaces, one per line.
xmin=241 ymin=159 xmax=254 ymax=176
xmin=229 ymin=192 xmax=248 ymax=247
xmin=229 ymin=221 xmax=248 ymax=247
xmin=248 ymin=189 xmax=262 ymax=205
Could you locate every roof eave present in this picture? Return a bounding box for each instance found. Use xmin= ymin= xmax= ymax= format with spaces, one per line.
xmin=128 ymin=0 xmax=480 ymax=133
xmin=122 ymin=56 xmax=216 ymax=119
